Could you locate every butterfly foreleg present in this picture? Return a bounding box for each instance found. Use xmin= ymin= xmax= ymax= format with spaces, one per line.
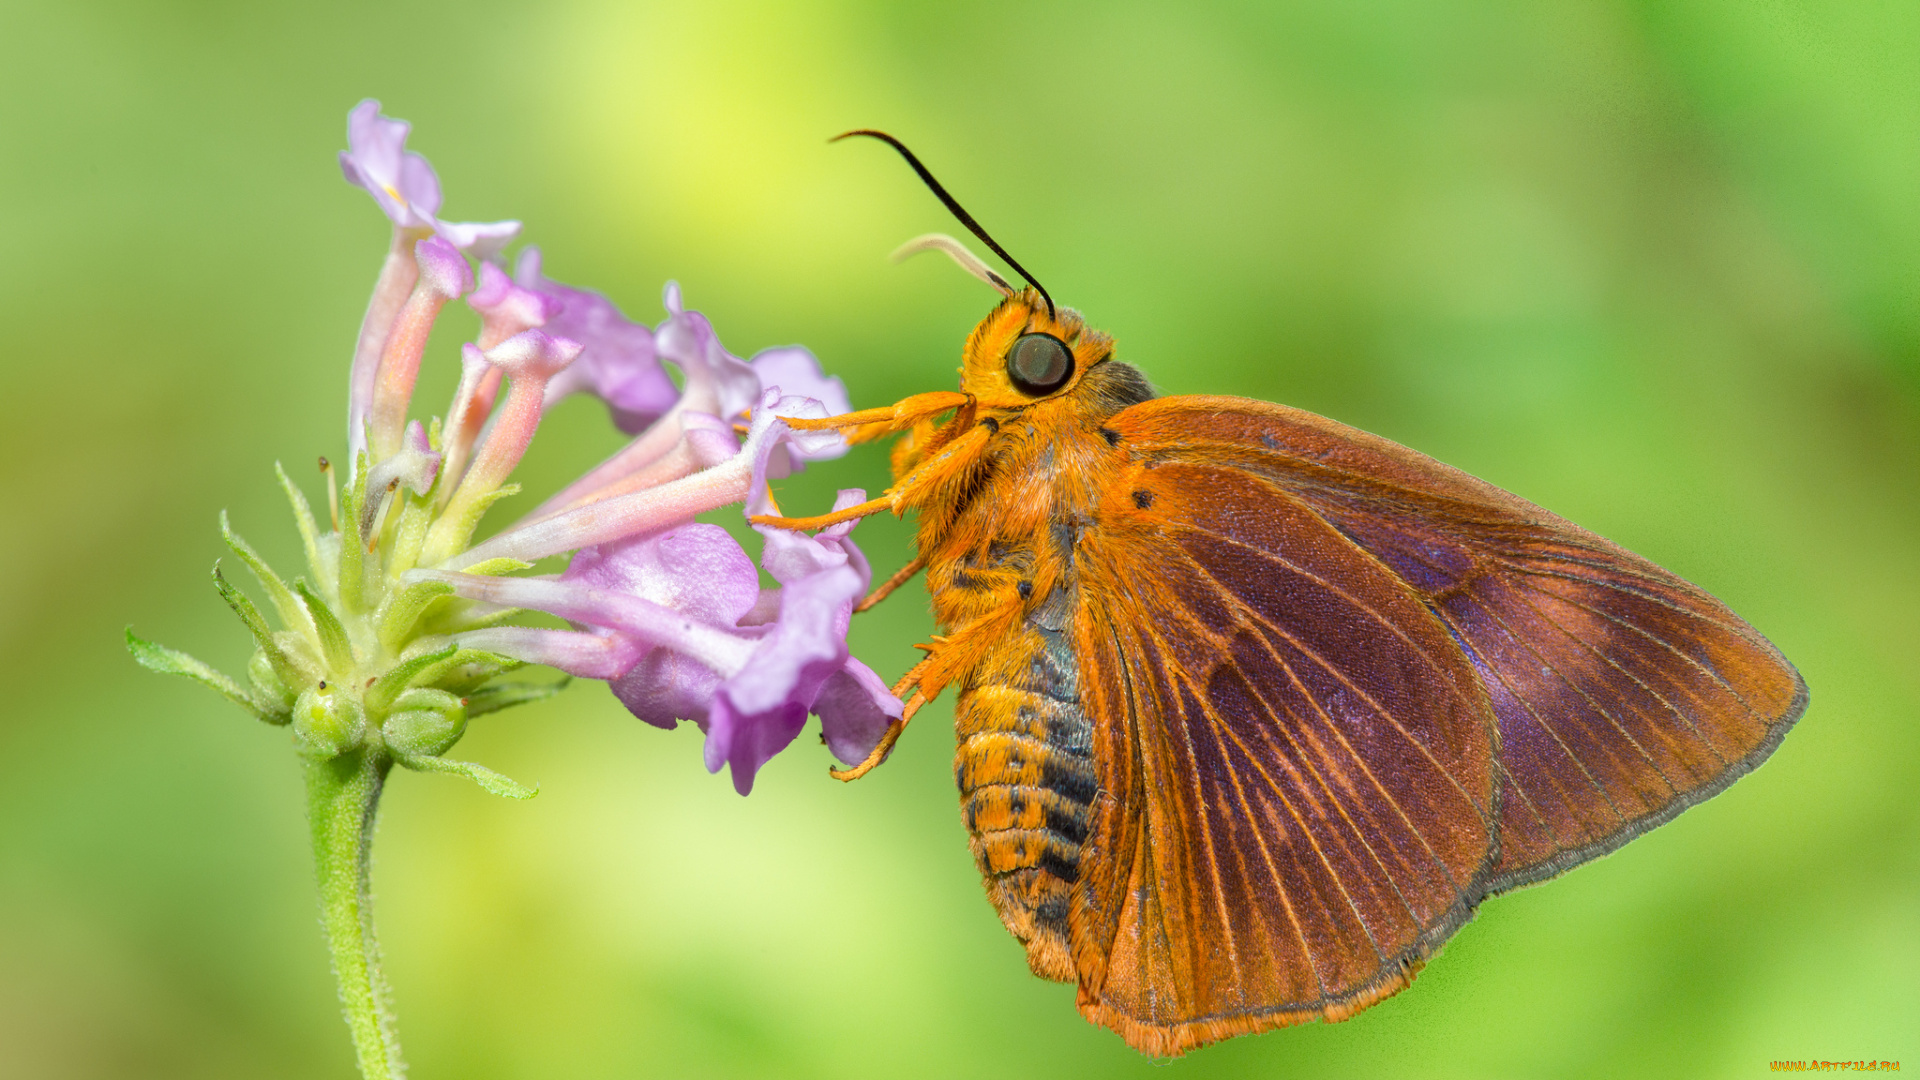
xmin=751 ymin=422 xmax=996 ymax=532
xmin=777 ymin=390 xmax=971 ymax=441
xmin=856 ymin=554 xmax=927 ymax=613
xmin=830 ymin=653 xmax=936 ymax=781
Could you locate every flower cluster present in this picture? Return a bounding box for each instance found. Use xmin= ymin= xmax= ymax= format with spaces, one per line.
xmin=131 ymin=99 xmax=899 ymax=797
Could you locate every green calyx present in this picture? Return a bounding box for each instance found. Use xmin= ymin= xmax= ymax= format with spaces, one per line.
xmin=127 ymin=455 xmax=562 ymax=799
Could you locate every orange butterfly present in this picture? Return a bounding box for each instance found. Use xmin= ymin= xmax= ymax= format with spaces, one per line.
xmin=756 ymin=131 xmax=1807 ymax=1057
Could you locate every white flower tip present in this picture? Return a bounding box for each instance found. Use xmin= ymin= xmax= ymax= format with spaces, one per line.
xmin=415 ymin=236 xmax=473 ymax=298
xmin=485 ymin=330 xmax=582 ymax=379
xmin=662 ymin=280 xmax=683 ymax=315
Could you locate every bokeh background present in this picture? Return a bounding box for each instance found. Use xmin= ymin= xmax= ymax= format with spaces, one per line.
xmin=3 ymin=1 xmax=1916 ymax=1077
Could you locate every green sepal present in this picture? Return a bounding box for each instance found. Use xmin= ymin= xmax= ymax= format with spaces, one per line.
xmin=364 ymin=643 xmax=459 ymax=716
xmin=412 ymin=648 xmax=524 ymax=695
xmin=424 ymin=602 xmax=527 ymax=636
xmin=424 ymin=483 xmax=521 ymax=568
xmin=221 ymin=510 xmax=313 ymax=637
xmin=465 ymin=677 xmax=571 ymax=718
xmin=126 ymin=628 xmax=284 ymax=723
xmin=337 ymin=450 xmax=370 ymax=614
xmin=376 ymin=579 xmax=453 ymax=654
xmin=460 ymin=557 xmax=535 ymax=577
xmin=294 ymin=579 xmax=357 ymax=673
xmin=395 ymin=752 xmax=536 ymax=799
xmin=397 ymin=559 xmax=530 ymax=642
xmin=249 ymin=647 xmax=299 ymax=712
xmin=213 ymin=562 xmax=307 ymax=690
xmin=274 ymin=461 xmax=327 ymax=589
xmin=384 ymin=490 xmax=435 ymax=579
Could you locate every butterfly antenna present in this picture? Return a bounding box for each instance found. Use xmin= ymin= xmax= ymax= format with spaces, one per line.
xmin=834 ymin=129 xmax=1055 ymax=319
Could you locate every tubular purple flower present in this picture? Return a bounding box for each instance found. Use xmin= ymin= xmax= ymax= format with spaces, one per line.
xmin=750 ymin=346 xmax=853 ymax=426
xmin=415 ymin=488 xmax=900 ymax=794
xmin=137 ymin=97 xmax=904 ymax=1077
xmin=518 ymin=249 xmax=679 ymax=435
xmin=423 ymin=330 xmax=581 ymax=565
xmin=339 ymin=100 xmax=441 ymax=231
xmin=338 ymin=99 xmax=523 ymax=255
xmin=366 ymin=237 xmax=471 ymax=461
xmin=656 ymin=282 xmax=763 ymax=422
xmin=471 ymin=261 xmax=561 ymax=349
xmin=360 ymin=420 xmax=442 ymax=536
xmin=443 ymin=263 xmax=561 ymax=494
xmin=340 ymin=100 xmax=521 ymax=461
xmin=452 ymin=390 xmax=827 ymax=570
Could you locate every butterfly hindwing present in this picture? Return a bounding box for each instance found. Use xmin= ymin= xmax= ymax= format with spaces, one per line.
xmin=1105 ymin=396 xmax=1807 ymax=893
xmin=1065 ymin=455 xmax=1501 ymax=1054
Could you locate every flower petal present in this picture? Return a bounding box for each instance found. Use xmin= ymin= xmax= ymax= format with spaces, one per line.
xmin=562 ymin=523 xmax=761 ymax=629
xmin=610 ymin=648 xmax=721 ymax=731
xmin=656 ymin=284 xmax=761 ymax=421
xmin=339 ymin=99 xmax=439 ymax=229
xmin=814 ymin=657 xmax=903 ymax=766
xmin=520 ymin=248 xmax=678 ymax=432
xmin=749 ymin=347 xmax=852 ymax=464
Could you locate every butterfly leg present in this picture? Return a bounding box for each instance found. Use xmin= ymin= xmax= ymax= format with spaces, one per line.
xmin=779 ymin=390 xmax=972 ymax=441
xmin=752 ymin=423 xmax=996 ymax=532
xmin=831 ymin=655 xmax=935 ymax=781
xmin=856 ymin=555 xmax=926 ymax=613
xmin=750 ymin=495 xmax=893 ymax=532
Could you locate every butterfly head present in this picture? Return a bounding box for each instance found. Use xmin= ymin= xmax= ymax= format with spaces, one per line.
xmin=960 ymin=287 xmax=1116 ymax=410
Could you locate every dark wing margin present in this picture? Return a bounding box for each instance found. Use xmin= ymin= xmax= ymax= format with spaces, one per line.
xmin=1109 ymin=396 xmax=1807 ymax=895
xmin=1067 ymin=459 xmax=1501 ymax=1056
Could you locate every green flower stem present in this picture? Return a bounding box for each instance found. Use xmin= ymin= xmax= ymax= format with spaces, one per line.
xmin=307 ymin=748 xmax=404 ymax=1080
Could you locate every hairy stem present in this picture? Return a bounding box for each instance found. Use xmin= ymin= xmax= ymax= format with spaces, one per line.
xmin=307 ymin=749 xmax=405 ymax=1079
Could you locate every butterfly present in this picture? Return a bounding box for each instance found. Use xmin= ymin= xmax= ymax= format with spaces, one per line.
xmin=755 ymin=131 xmax=1808 ymax=1057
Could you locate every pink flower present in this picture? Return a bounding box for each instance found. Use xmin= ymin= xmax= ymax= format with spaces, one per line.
xmin=416 ymin=392 xmax=899 ymax=793
xmin=338 ymin=99 xmax=520 ymax=258
xmin=150 ymin=100 xmax=896 ymax=798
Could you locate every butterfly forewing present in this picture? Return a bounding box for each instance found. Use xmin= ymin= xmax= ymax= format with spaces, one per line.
xmin=1066 ymin=459 xmax=1501 ymax=1053
xmin=1106 ymin=397 xmax=1807 ymax=892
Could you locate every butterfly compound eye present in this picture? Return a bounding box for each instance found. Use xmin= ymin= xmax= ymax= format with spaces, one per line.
xmin=1007 ymin=333 xmax=1075 ymax=396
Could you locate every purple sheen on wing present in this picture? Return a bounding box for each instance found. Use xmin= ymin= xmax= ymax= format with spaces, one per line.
xmin=814 ymin=657 xmax=902 ymax=766
xmin=518 ymin=248 xmax=678 ymax=432
xmin=561 ymin=523 xmax=761 ymax=629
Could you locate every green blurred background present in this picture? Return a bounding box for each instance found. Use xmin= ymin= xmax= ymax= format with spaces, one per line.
xmin=3 ymin=1 xmax=1916 ymax=1076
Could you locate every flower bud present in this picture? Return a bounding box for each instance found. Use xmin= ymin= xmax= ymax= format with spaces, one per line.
xmin=381 ymin=687 xmax=468 ymax=759
xmin=294 ymin=683 xmax=367 ymax=759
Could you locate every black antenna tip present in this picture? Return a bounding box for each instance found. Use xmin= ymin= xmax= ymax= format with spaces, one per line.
xmin=834 ymin=129 xmax=1055 ymax=319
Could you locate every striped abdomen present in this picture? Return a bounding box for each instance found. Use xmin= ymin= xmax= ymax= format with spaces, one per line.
xmin=954 ymin=609 xmax=1096 ymax=982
